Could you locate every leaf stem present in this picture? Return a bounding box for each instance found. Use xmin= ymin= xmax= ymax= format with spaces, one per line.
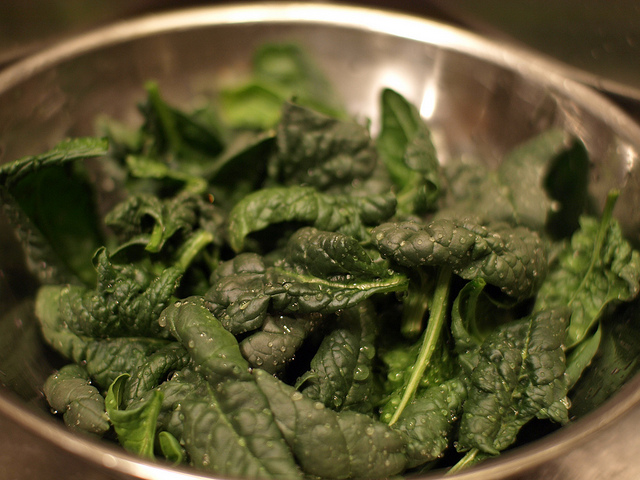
xmin=401 ymin=269 xmax=431 ymax=338
xmin=176 ymin=229 xmax=214 ymax=272
xmin=388 ymin=266 xmax=452 ymax=425
xmin=446 ymin=448 xmax=479 ymax=476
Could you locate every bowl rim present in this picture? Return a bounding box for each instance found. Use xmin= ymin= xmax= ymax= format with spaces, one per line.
xmin=2 ymin=2 xmax=640 ymax=479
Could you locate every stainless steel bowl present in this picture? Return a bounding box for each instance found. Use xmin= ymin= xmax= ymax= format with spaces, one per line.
xmin=2 ymin=3 xmax=640 ymax=479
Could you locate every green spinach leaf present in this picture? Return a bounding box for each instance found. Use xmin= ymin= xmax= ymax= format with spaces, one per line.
xmin=227 ymin=185 xmax=396 ymax=252
xmin=269 ymin=102 xmax=377 ymax=191
xmin=456 ymin=309 xmax=570 ymax=456
xmin=377 ymin=88 xmax=441 ymax=215
xmin=371 ymin=219 xmax=548 ymax=301
xmin=105 ymin=374 xmax=163 ymax=459
xmin=0 ymin=137 xmax=108 ymax=285
xmin=43 ymin=363 xmax=110 ymax=436
xmin=254 ymin=368 xmax=407 ymax=479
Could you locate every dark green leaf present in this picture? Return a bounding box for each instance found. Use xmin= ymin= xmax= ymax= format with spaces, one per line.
xmin=123 ymin=342 xmax=191 ymax=405
xmin=36 ymin=285 xmax=170 ymax=389
xmin=228 ymin=185 xmax=396 ymax=252
xmin=105 ymin=191 xmax=221 ymax=253
xmin=179 ymin=378 xmax=302 ymax=479
xmin=254 ymin=368 xmax=407 ymax=479
xmin=497 ymin=129 xmax=577 ymax=231
xmin=105 ymin=374 xmax=163 ymax=459
xmin=392 ymin=378 xmax=467 ymax=468
xmin=377 ymin=88 xmax=441 ymax=215
xmin=297 ymin=301 xmax=379 ymax=413
xmin=270 ymin=102 xmax=377 ymax=190
xmin=265 ymin=265 xmax=408 ymax=315
xmin=204 ymin=253 xmax=271 ymax=335
xmin=372 ymin=219 xmax=548 ymax=300
xmin=240 ymin=314 xmax=322 ymax=374
xmin=206 ymin=129 xmax=275 ymax=209
xmin=284 ymin=227 xmax=388 ymax=280
xmin=43 ymin=364 xmax=110 ymax=436
xmin=569 ymin=297 xmax=640 ymax=417
xmin=0 ymin=137 xmax=108 ymax=285
xmin=535 ymin=192 xmax=640 ymax=347
xmin=159 ymin=296 xmax=252 ymax=385
xmin=457 ymin=309 xmax=570 ymax=455
xmin=440 ymin=129 xmax=583 ymax=232
xmin=140 ymin=81 xmax=224 ymax=160
xmin=58 ymin=249 xmax=181 ymax=339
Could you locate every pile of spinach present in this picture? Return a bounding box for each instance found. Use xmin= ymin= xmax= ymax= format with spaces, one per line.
xmin=2 ymin=43 xmax=640 ymax=478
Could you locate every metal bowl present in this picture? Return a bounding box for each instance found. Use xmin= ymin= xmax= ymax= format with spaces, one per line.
xmin=2 ymin=3 xmax=640 ymax=479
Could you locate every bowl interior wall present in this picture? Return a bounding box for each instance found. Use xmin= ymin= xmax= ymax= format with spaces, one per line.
xmin=1 ymin=10 xmax=640 ymax=480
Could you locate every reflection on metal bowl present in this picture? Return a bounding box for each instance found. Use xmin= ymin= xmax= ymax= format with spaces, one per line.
xmin=1 ymin=3 xmax=640 ymax=479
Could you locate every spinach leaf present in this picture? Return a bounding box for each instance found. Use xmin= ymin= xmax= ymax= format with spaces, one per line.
xmin=179 ymin=378 xmax=303 ymax=479
xmin=123 ymin=154 xmax=208 ymax=194
xmin=0 ymin=137 xmax=108 ymax=285
xmin=371 ymin=219 xmax=548 ymax=301
xmin=105 ymin=190 xmax=222 ymax=253
xmin=122 ymin=342 xmax=191 ymax=405
xmin=227 ymin=185 xmax=396 ymax=252
xmin=450 ymin=278 xmax=487 ymax=375
xmin=440 ymin=129 xmax=586 ymax=232
xmin=269 ymin=102 xmax=377 ymax=191
xmin=57 ymin=229 xmax=213 ymax=339
xmin=43 ymin=363 xmax=110 ymax=436
xmin=254 ymin=368 xmax=407 ymax=479
xmin=240 ymin=313 xmax=322 ymax=374
xmin=297 ymin=301 xmax=379 ymax=413
xmin=219 ymin=43 xmax=345 ymax=129
xmin=376 ymin=88 xmax=441 ymax=215
xmin=534 ymin=191 xmax=640 ymax=348
xmin=205 ymin=129 xmax=275 ymax=210
xmin=139 ymin=81 xmax=225 ymax=162
xmin=497 ymin=129 xmax=581 ymax=231
xmin=36 ymin=285 xmax=170 ymax=390
xmin=569 ymin=297 xmax=640 ymax=417
xmin=382 ymin=267 xmax=453 ymax=425
xmin=283 ymin=227 xmax=388 ymax=280
xmin=159 ymin=296 xmax=252 ymax=384
xmin=204 ymin=253 xmax=271 ymax=335
xmin=158 ymin=431 xmax=185 ymax=465
xmin=392 ymin=378 xmax=467 ymax=468
xmin=105 ymin=374 xmax=163 ymax=459
xmin=456 ymin=309 xmax=570 ymax=456
xmin=266 ymin=262 xmax=408 ymax=315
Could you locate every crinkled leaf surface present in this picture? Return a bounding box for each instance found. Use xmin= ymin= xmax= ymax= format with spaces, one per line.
xmin=457 ymin=309 xmax=570 ymax=455
xmin=159 ymin=296 xmax=251 ymax=385
xmin=535 ymin=209 xmax=640 ymax=347
xmin=392 ymin=378 xmax=467 ymax=468
xmin=106 ymin=374 xmax=163 ymax=459
xmin=440 ymin=129 xmax=585 ymax=232
xmin=270 ymin=102 xmax=377 ymax=190
xmin=254 ymin=368 xmax=406 ymax=479
xmin=179 ymin=378 xmax=302 ymax=479
xmin=43 ymin=363 xmax=110 ymax=436
xmin=376 ymin=88 xmax=441 ymax=215
xmin=240 ymin=314 xmax=321 ymax=374
xmin=298 ymin=302 xmax=378 ymax=413
xmin=372 ymin=219 xmax=547 ymax=300
xmin=58 ymin=248 xmax=182 ymax=339
xmin=0 ymin=137 xmax=108 ymax=285
xmin=227 ymin=185 xmax=396 ymax=252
